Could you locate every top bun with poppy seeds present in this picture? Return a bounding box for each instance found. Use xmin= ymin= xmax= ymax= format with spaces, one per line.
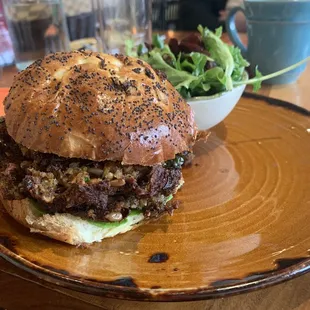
xmin=4 ymin=51 xmax=197 ymax=166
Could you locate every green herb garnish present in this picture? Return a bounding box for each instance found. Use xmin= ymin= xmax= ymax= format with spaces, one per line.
xmin=164 ymin=154 xmax=186 ymax=169
xmin=233 ymin=57 xmax=310 ymax=90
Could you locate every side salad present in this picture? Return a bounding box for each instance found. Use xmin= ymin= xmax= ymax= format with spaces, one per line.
xmin=126 ymin=25 xmax=309 ymax=99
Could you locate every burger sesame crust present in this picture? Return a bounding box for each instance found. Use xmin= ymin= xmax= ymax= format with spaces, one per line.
xmin=4 ymin=51 xmax=197 ymax=166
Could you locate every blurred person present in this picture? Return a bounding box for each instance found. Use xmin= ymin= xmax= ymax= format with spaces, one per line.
xmin=219 ymin=0 xmax=246 ymax=32
xmin=179 ymin=0 xmax=227 ymax=31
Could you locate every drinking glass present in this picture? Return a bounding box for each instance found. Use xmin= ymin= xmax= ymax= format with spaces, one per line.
xmin=3 ymin=0 xmax=70 ymax=71
xmin=0 ymin=1 xmax=14 ymax=67
xmin=63 ymin=0 xmax=99 ymax=51
xmin=96 ymin=0 xmax=152 ymax=54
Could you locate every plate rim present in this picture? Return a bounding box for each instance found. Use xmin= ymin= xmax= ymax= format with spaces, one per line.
xmin=243 ymin=92 xmax=310 ymax=115
xmin=1 ymin=243 xmax=310 ymax=302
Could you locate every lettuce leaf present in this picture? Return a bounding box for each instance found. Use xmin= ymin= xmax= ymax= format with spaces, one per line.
xmin=147 ymin=50 xmax=198 ymax=90
xmin=252 ymin=67 xmax=263 ymax=92
xmin=228 ymin=45 xmax=249 ymax=82
xmin=198 ymin=25 xmax=235 ymax=91
xmin=126 ymin=25 xmax=309 ymax=97
xmin=90 ymin=210 xmax=143 ymax=228
xmin=190 ymin=52 xmax=208 ymax=76
xmin=125 ymin=25 xmax=263 ymax=97
xmin=32 ymin=202 xmax=143 ymax=229
xmin=125 ymin=39 xmax=138 ymax=57
xmin=152 ymin=33 xmax=165 ymax=49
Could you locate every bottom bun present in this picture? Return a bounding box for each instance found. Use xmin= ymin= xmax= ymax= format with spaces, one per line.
xmin=2 ymin=198 xmax=145 ymax=245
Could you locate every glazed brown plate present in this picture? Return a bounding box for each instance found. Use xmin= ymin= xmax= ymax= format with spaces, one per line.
xmin=0 ymin=93 xmax=310 ymax=301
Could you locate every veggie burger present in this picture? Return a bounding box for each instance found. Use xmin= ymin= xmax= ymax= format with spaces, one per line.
xmin=0 ymin=51 xmax=197 ymax=245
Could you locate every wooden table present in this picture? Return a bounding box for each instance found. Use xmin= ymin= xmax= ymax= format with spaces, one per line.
xmin=1 ymin=34 xmax=310 ymax=310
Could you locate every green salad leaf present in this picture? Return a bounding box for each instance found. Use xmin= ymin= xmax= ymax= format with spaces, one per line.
xmin=32 ymin=202 xmax=46 ymax=217
xmin=90 ymin=210 xmax=143 ymax=228
xmin=125 ymin=39 xmax=137 ymax=57
xmin=125 ymin=25 xmax=309 ymax=98
xmin=190 ymin=52 xmax=208 ymax=76
xmin=215 ymin=27 xmax=223 ymax=38
xmin=198 ymin=25 xmax=235 ymax=91
xmin=152 ymin=33 xmax=165 ymax=49
xmin=31 ymin=202 xmax=144 ymax=229
xmin=233 ymin=56 xmax=310 ymax=88
xmin=125 ymin=25 xmax=251 ymax=97
xmin=147 ymin=50 xmax=198 ymax=90
xmin=228 ymin=45 xmax=249 ymax=82
xmin=252 ymin=67 xmax=263 ymax=92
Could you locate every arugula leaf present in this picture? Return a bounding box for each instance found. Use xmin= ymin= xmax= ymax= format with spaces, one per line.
xmin=32 ymin=203 xmax=46 ymax=217
xmin=137 ymin=43 xmax=148 ymax=56
xmin=153 ymin=44 xmax=176 ymax=65
xmin=152 ymin=33 xmax=165 ymax=49
xmin=146 ymin=49 xmax=229 ymax=96
xmin=229 ymin=45 xmax=249 ymax=68
xmin=139 ymin=53 xmax=150 ymax=62
xmin=185 ymin=67 xmax=226 ymax=96
xmin=147 ymin=50 xmax=198 ymax=90
xmin=201 ymin=83 xmax=211 ymax=92
xmin=233 ymin=56 xmax=310 ymax=90
xmin=175 ymin=53 xmax=182 ymax=70
xmin=124 ymin=39 xmax=137 ymax=57
xmin=177 ymin=53 xmax=214 ymax=76
xmin=187 ymin=77 xmax=207 ymax=94
xmin=201 ymin=67 xmax=227 ymax=94
xmin=198 ymin=25 xmax=235 ymax=91
xmin=252 ymin=67 xmax=263 ymax=92
xmin=179 ymin=87 xmax=191 ymax=98
xmin=125 ymin=40 xmax=148 ymax=58
xmin=215 ymin=26 xmax=223 ymax=38
xmin=190 ymin=52 xmax=208 ymax=76
xmin=126 ymin=25 xmax=309 ymax=97
xmin=125 ymin=26 xmax=250 ymax=97
xmin=189 ymin=82 xmax=211 ymax=97
xmin=202 ymin=67 xmax=226 ymax=84
xmin=228 ymin=45 xmax=249 ymax=82
xmin=180 ymin=58 xmax=196 ymax=72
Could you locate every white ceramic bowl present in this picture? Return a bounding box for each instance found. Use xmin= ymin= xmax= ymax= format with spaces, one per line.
xmin=187 ymin=82 xmax=246 ymax=130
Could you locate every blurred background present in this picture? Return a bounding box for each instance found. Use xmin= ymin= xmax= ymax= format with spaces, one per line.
xmin=0 ymin=0 xmax=240 ymax=69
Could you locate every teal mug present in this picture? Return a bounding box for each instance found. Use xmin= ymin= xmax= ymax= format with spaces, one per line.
xmin=226 ymin=0 xmax=310 ymax=84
